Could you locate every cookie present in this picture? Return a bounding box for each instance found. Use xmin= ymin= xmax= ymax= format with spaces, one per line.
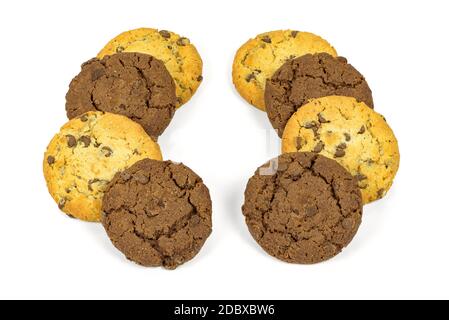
xmin=242 ymin=152 xmax=362 ymax=264
xmin=102 ymin=159 xmax=212 ymax=270
xmin=282 ymin=96 xmax=400 ymax=204
xmin=98 ymin=28 xmax=203 ymax=108
xmin=66 ymin=52 xmax=176 ymax=138
xmin=43 ymin=112 xmax=162 ymax=222
xmin=232 ymin=30 xmax=337 ymax=111
xmin=266 ymin=53 xmax=374 ymax=137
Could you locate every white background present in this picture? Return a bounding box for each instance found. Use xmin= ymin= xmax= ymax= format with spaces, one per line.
xmin=0 ymin=0 xmax=448 ymax=300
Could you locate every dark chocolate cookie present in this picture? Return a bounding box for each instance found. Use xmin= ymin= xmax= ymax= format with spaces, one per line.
xmin=265 ymin=53 xmax=374 ymax=137
xmin=242 ymin=152 xmax=363 ymax=264
xmin=102 ymin=158 xmax=212 ymax=269
xmin=66 ymin=52 xmax=177 ymax=138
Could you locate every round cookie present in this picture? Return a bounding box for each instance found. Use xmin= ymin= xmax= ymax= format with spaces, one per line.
xmin=232 ymin=30 xmax=337 ymax=111
xmin=266 ymin=53 xmax=374 ymax=137
xmin=43 ymin=112 xmax=162 ymax=222
xmin=242 ymin=152 xmax=363 ymax=264
xmin=98 ymin=28 xmax=203 ymax=108
xmin=102 ymin=159 xmax=212 ymax=270
xmin=66 ymin=52 xmax=177 ymax=139
xmin=282 ymin=96 xmax=400 ymax=204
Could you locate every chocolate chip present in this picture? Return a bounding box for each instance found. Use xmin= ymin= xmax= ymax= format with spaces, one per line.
xmin=58 ymin=198 xmax=66 ymax=210
xmin=66 ymin=135 xmax=77 ymax=148
xmin=377 ymin=188 xmax=385 ymax=199
xmin=116 ymin=46 xmax=125 ymax=53
xmin=291 ymin=31 xmax=299 ymax=38
xmin=47 ymin=156 xmax=55 ymax=165
xmin=133 ymin=149 xmax=141 ymax=155
xmin=344 ymin=133 xmax=351 ymax=141
xmin=80 ymin=114 xmax=89 ymax=122
xmin=159 ymin=30 xmax=171 ymax=38
xmin=176 ymin=37 xmax=189 ymax=46
xmin=342 ymin=218 xmax=354 ymax=230
xmin=101 ymin=146 xmax=113 ymax=157
xmin=305 ymin=206 xmax=318 ymax=217
xmin=261 ymin=36 xmax=272 ymax=43
xmin=313 ymin=141 xmax=324 ymax=153
xmin=91 ymin=68 xmax=105 ymax=81
xmin=135 ymin=173 xmax=149 ymax=184
xmin=355 ymin=173 xmax=367 ymax=181
xmin=334 ymin=149 xmax=346 ymax=158
xmin=79 ymin=136 xmax=91 ymax=148
xmin=359 ymin=184 xmax=368 ymax=189
xmin=197 ymin=75 xmax=203 ymax=82
xmin=358 ymin=126 xmax=366 ymax=134
xmin=318 ymin=113 xmax=328 ymax=123
xmin=304 ymin=122 xmax=320 ymax=138
xmin=296 ymin=137 xmax=304 ymax=150
xmin=304 ymin=122 xmax=317 ymax=129
xmin=245 ymin=73 xmax=256 ymax=82
xmin=337 ymin=143 xmax=347 ymax=150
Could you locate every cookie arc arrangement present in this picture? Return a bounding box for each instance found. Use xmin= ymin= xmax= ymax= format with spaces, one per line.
xmin=236 ymin=30 xmax=400 ymax=264
xmin=44 ymin=28 xmax=211 ymax=269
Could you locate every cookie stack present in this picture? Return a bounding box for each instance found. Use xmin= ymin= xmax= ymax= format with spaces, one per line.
xmin=43 ymin=28 xmax=212 ymax=270
xmin=234 ymin=30 xmax=400 ymax=264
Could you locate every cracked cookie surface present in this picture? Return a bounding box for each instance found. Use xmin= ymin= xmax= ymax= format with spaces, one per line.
xmin=98 ymin=28 xmax=203 ymax=108
xmin=43 ymin=112 xmax=162 ymax=222
xmin=242 ymin=152 xmax=362 ymax=264
xmin=282 ymin=96 xmax=400 ymax=204
xmin=102 ymin=159 xmax=212 ymax=270
xmin=266 ymin=53 xmax=374 ymax=137
xmin=232 ymin=30 xmax=337 ymax=111
xmin=66 ymin=52 xmax=176 ymax=138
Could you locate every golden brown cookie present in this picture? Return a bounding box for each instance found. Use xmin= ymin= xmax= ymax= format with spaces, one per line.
xmin=232 ymin=30 xmax=337 ymax=111
xmin=282 ymin=96 xmax=400 ymax=204
xmin=43 ymin=112 xmax=162 ymax=222
xmin=98 ymin=28 xmax=203 ymax=108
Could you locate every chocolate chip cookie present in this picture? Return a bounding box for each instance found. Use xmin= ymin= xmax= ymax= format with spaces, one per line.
xmin=43 ymin=112 xmax=162 ymax=222
xmin=282 ymin=96 xmax=400 ymax=204
xmin=232 ymin=30 xmax=337 ymax=111
xmin=102 ymin=159 xmax=212 ymax=270
xmin=98 ymin=28 xmax=203 ymax=108
xmin=66 ymin=52 xmax=176 ymax=138
xmin=242 ymin=152 xmax=363 ymax=264
xmin=266 ymin=53 xmax=374 ymax=137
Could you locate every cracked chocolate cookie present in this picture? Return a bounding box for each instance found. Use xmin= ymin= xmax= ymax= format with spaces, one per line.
xmin=66 ymin=52 xmax=177 ymax=138
xmin=43 ymin=111 xmax=162 ymax=222
xmin=232 ymin=30 xmax=337 ymax=111
xmin=102 ymin=159 xmax=212 ymax=269
xmin=98 ymin=28 xmax=203 ymax=108
xmin=282 ymin=96 xmax=400 ymax=204
xmin=242 ymin=152 xmax=363 ymax=264
xmin=266 ymin=53 xmax=374 ymax=137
